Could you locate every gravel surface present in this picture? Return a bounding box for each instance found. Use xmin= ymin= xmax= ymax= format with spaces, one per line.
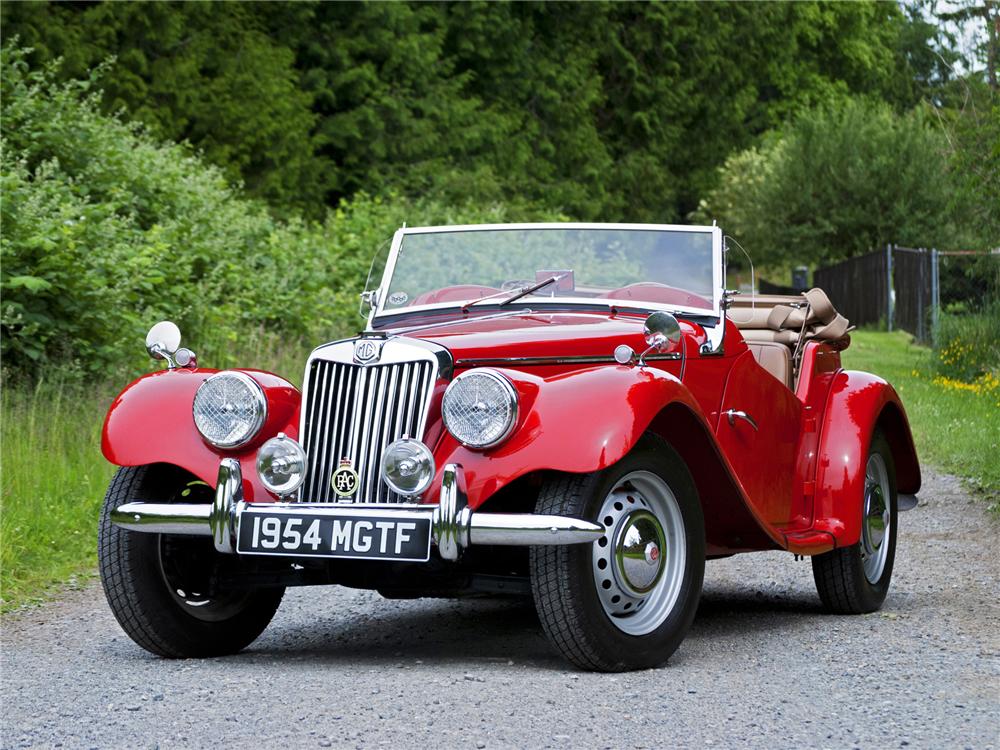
xmin=2 ymin=469 xmax=998 ymax=749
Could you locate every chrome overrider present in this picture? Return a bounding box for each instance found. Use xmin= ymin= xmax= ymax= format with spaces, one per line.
xmin=110 ymin=459 xmax=604 ymax=561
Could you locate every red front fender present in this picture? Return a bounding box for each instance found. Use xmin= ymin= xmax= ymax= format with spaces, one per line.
xmin=429 ymin=365 xmax=708 ymax=510
xmin=101 ymin=368 xmax=300 ymax=502
xmin=813 ymin=370 xmax=921 ymax=546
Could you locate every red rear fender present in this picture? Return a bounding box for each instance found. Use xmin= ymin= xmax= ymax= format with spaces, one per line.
xmin=813 ymin=370 xmax=920 ymax=546
xmin=101 ymin=369 xmax=300 ymax=502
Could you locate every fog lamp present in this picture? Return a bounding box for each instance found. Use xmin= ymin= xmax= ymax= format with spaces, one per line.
xmin=256 ymin=433 xmax=307 ymax=496
xmin=380 ymin=438 xmax=435 ymax=497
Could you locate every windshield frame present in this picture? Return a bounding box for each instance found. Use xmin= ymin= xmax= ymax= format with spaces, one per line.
xmin=367 ymin=222 xmax=724 ymax=327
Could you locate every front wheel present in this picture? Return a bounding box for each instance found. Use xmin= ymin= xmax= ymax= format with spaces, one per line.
xmin=99 ymin=465 xmax=284 ymax=658
xmin=812 ymin=430 xmax=898 ymax=614
xmin=530 ymin=437 xmax=705 ymax=672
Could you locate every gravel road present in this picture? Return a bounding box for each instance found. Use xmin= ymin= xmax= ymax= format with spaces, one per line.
xmin=2 ymin=468 xmax=998 ymax=750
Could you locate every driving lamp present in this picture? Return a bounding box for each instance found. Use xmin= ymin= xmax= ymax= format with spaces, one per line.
xmin=441 ymin=369 xmax=518 ymax=449
xmin=193 ymin=371 xmax=267 ymax=448
xmin=256 ymin=434 xmax=307 ymax=496
xmin=381 ymin=438 xmax=435 ymax=496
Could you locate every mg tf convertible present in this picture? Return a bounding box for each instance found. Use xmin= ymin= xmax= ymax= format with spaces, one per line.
xmin=99 ymin=223 xmax=920 ymax=671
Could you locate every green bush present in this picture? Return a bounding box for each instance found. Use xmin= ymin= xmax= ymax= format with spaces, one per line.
xmin=933 ymin=301 xmax=1000 ymax=382
xmin=694 ymin=98 xmax=963 ymax=267
xmin=0 ymin=46 xmax=559 ymax=383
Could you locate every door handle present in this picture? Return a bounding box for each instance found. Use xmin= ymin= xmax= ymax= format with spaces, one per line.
xmin=724 ymin=409 xmax=758 ymax=431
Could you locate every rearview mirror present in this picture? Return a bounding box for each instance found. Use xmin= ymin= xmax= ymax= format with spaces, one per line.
xmin=643 ymin=311 xmax=681 ymax=351
xmin=145 ymin=321 xmax=181 ymax=361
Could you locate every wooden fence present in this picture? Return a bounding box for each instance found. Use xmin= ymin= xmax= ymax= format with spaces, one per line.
xmin=813 ymin=250 xmax=890 ymax=331
xmin=813 ymin=245 xmax=938 ymax=344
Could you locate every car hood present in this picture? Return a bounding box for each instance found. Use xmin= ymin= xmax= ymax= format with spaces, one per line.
xmin=384 ymin=310 xmax=701 ymax=363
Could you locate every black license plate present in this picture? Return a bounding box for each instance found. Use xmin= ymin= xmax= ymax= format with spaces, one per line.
xmin=237 ymin=507 xmax=433 ymax=562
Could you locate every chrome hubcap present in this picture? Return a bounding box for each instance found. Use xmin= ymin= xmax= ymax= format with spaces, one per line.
xmin=613 ymin=510 xmax=666 ymax=594
xmin=592 ymin=470 xmax=686 ymax=636
xmin=861 ymin=453 xmax=891 ymax=584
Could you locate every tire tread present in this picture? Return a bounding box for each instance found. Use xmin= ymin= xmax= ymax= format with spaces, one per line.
xmin=98 ymin=466 xmax=283 ymax=658
xmin=530 ymin=472 xmax=608 ymax=670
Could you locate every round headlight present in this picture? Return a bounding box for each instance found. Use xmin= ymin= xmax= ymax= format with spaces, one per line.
xmin=193 ymin=371 xmax=267 ymax=448
xmin=256 ymin=434 xmax=307 ymax=496
xmin=441 ymin=369 xmax=518 ymax=449
xmin=381 ymin=438 xmax=435 ymax=496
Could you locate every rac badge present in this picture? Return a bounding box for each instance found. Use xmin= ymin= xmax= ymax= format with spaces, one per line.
xmin=353 ymin=338 xmax=382 ymax=364
xmin=331 ymin=458 xmax=360 ymax=498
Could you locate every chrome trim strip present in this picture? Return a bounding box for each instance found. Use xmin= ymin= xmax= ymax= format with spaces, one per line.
xmin=111 ymin=502 xmax=212 ymax=536
xmin=468 ymin=514 xmax=606 ymax=546
xmin=454 ymin=353 xmax=681 ymax=367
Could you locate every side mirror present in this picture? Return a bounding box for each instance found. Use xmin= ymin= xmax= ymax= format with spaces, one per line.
xmin=145 ymin=321 xmax=196 ymax=369
xmin=643 ymin=311 xmax=681 ymax=351
xmin=145 ymin=321 xmax=181 ymax=361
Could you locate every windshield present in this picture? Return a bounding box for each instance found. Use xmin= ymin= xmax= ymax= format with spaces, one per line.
xmin=375 ymin=224 xmax=722 ymax=319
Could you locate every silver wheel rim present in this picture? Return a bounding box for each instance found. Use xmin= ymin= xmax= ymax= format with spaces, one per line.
xmin=861 ymin=453 xmax=891 ymax=584
xmin=591 ymin=470 xmax=687 ymax=636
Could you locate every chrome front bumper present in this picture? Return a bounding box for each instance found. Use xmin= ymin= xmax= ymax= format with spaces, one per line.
xmin=110 ymin=460 xmax=603 ymax=561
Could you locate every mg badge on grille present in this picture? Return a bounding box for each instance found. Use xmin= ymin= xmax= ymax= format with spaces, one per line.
xmin=354 ymin=339 xmax=382 ymax=364
xmin=332 ymin=459 xmax=360 ymax=498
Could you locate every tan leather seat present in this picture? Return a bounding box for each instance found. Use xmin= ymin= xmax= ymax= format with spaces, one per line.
xmin=747 ymin=341 xmax=792 ymax=390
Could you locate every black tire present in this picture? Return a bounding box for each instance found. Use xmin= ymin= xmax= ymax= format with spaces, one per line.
xmin=98 ymin=465 xmax=284 ymax=658
xmin=529 ymin=436 xmax=705 ymax=672
xmin=812 ymin=430 xmax=898 ymax=614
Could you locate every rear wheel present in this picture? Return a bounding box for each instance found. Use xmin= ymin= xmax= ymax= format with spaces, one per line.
xmin=530 ymin=438 xmax=705 ymax=671
xmin=98 ymin=465 xmax=284 ymax=657
xmin=812 ymin=431 xmax=898 ymax=614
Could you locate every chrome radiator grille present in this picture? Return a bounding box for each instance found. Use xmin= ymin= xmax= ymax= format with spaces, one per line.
xmin=300 ymin=357 xmax=436 ymax=503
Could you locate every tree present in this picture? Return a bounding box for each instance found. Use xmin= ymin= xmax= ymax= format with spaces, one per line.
xmin=694 ymin=98 xmax=959 ymax=266
xmin=1 ymin=2 xmax=327 ymax=217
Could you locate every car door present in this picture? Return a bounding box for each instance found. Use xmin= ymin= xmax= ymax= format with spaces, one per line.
xmin=714 ymin=349 xmax=802 ymax=526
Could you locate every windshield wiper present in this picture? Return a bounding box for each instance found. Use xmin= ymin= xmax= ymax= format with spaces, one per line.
xmin=498 ymin=274 xmax=565 ymax=307
xmin=461 ymin=274 xmax=566 ymax=312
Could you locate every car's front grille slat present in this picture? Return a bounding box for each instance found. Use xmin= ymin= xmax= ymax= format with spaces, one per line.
xmin=300 ymin=354 xmax=436 ymax=504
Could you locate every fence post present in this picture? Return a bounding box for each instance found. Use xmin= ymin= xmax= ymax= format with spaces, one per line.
xmin=930 ymin=248 xmax=940 ymax=345
xmin=886 ymin=243 xmax=894 ymax=332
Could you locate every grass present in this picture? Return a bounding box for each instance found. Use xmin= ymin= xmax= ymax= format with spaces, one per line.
xmin=1 ymin=330 xmax=996 ymax=612
xmin=1 ymin=381 xmax=117 ymax=611
xmin=0 ymin=336 xmax=313 ymax=613
xmin=842 ymin=330 xmax=999 ymax=505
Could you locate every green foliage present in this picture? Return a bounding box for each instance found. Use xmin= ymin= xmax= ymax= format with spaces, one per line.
xmin=1 ymin=3 xmax=327 ymax=216
xmin=1 ymin=1 xmax=945 ymax=222
xmin=0 ymin=381 xmax=115 ymax=610
xmin=941 ymin=84 xmax=1000 ymax=250
xmin=0 ymin=47 xmax=559 ymax=382
xmin=694 ymin=98 xmax=960 ymax=265
xmin=933 ymin=301 xmax=1000 ymax=381
xmin=844 ymin=331 xmax=999 ymax=505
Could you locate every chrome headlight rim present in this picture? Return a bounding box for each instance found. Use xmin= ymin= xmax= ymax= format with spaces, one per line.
xmin=442 ymin=368 xmax=519 ymax=450
xmin=193 ymin=371 xmax=268 ymax=449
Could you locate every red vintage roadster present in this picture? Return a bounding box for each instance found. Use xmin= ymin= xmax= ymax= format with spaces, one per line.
xmin=99 ymin=223 xmax=920 ymax=671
